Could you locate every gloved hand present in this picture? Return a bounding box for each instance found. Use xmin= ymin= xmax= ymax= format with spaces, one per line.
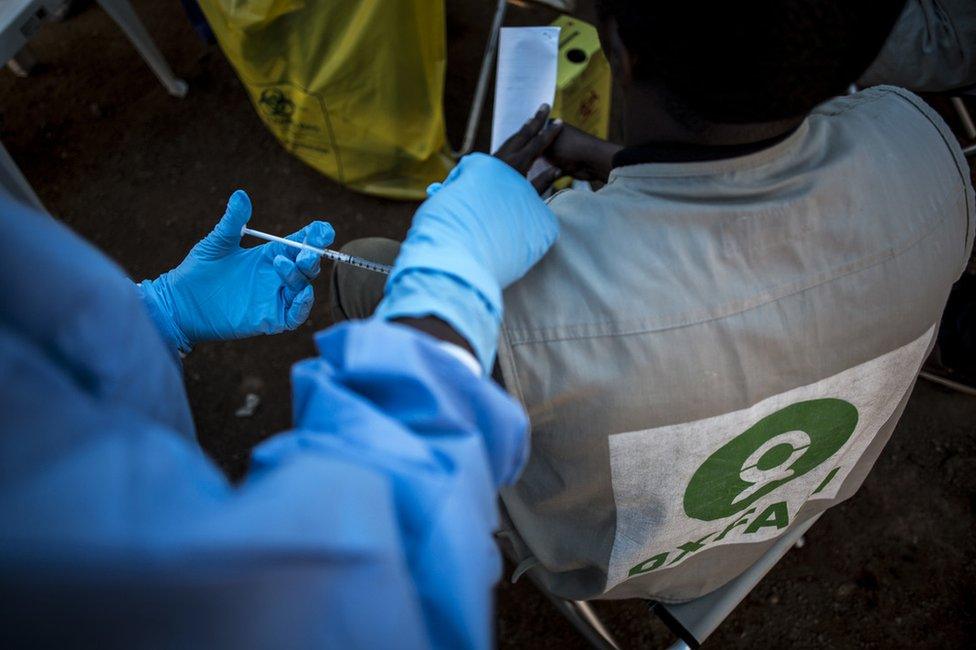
xmin=375 ymin=152 xmax=559 ymax=370
xmin=139 ymin=190 xmax=334 ymax=353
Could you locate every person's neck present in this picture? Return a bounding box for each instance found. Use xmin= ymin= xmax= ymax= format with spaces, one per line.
xmin=621 ymin=86 xmax=804 ymax=148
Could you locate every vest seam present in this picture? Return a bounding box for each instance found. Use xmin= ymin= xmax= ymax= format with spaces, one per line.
xmin=505 ymin=205 xmax=950 ymax=347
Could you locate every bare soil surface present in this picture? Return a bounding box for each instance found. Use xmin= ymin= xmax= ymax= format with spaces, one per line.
xmin=2 ymin=1 xmax=973 ymax=647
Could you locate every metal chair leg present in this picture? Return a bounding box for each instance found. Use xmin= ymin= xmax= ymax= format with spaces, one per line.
xmin=450 ymin=0 xmax=506 ymax=157
xmin=951 ymin=96 xmax=976 ymax=140
xmin=96 ymin=0 xmax=188 ymax=97
xmin=665 ymin=641 xmax=693 ymax=650
xmin=543 ymin=594 xmax=622 ymax=650
xmin=573 ymin=600 xmax=623 ymax=650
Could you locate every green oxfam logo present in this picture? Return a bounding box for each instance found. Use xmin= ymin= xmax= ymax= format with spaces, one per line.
xmin=683 ymin=398 xmax=858 ymax=522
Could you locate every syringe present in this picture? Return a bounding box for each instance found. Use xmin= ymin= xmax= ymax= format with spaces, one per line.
xmin=241 ymin=227 xmax=392 ymax=275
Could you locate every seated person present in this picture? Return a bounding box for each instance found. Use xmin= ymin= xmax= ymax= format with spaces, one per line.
xmin=859 ymin=0 xmax=976 ymax=92
xmin=332 ymin=0 xmax=975 ymax=603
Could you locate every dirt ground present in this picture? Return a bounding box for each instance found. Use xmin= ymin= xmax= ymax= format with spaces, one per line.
xmin=2 ymin=1 xmax=974 ymax=647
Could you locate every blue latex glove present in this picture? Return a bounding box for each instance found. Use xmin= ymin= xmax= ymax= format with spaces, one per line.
xmin=139 ymin=190 xmax=334 ymax=353
xmin=375 ymin=153 xmax=558 ymax=370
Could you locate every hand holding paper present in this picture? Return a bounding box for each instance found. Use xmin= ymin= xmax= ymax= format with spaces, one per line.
xmin=493 ymin=103 xmax=564 ymax=193
xmin=490 ymin=26 xmax=560 ymax=157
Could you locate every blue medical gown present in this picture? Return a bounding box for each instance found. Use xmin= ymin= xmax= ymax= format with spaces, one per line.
xmin=0 ymin=197 xmax=529 ymax=649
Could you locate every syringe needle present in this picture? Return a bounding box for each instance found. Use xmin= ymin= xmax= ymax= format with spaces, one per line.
xmin=241 ymin=227 xmax=392 ymax=275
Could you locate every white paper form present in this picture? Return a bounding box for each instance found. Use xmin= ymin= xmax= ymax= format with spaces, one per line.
xmin=490 ymin=27 xmax=560 ymax=153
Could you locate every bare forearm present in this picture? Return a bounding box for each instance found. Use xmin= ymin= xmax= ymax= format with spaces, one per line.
xmin=394 ymin=317 xmax=477 ymax=358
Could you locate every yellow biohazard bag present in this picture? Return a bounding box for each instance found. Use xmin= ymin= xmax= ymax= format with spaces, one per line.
xmin=551 ymin=15 xmax=611 ymax=141
xmin=550 ymin=15 xmax=612 ymax=190
xmin=197 ymin=0 xmax=454 ymax=200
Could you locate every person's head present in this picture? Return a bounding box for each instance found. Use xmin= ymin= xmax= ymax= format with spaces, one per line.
xmin=596 ymin=0 xmax=906 ymax=132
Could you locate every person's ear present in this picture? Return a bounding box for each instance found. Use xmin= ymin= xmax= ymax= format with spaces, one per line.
xmin=598 ymin=16 xmax=634 ymax=87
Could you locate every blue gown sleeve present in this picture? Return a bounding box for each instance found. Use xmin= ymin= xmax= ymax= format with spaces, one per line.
xmin=0 ymin=318 xmax=528 ymax=650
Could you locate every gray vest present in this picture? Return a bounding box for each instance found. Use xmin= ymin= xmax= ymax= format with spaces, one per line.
xmin=497 ymin=87 xmax=975 ymax=602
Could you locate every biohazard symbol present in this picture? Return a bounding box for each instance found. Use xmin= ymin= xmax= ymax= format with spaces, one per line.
xmin=258 ymin=88 xmax=295 ymax=122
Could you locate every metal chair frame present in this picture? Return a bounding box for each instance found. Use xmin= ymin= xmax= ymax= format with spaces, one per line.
xmin=536 ymin=513 xmax=821 ymax=648
xmin=1 ymin=0 xmax=187 ymax=211
xmin=450 ymin=0 xmax=507 ymax=158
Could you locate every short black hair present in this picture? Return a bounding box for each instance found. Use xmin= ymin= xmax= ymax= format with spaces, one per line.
xmin=597 ymin=0 xmax=906 ymax=123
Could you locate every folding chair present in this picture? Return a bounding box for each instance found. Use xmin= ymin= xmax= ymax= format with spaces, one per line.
xmin=1 ymin=0 xmax=187 ymax=210
xmin=525 ymin=512 xmax=822 ymax=648
xmin=650 ymin=513 xmax=821 ymax=648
